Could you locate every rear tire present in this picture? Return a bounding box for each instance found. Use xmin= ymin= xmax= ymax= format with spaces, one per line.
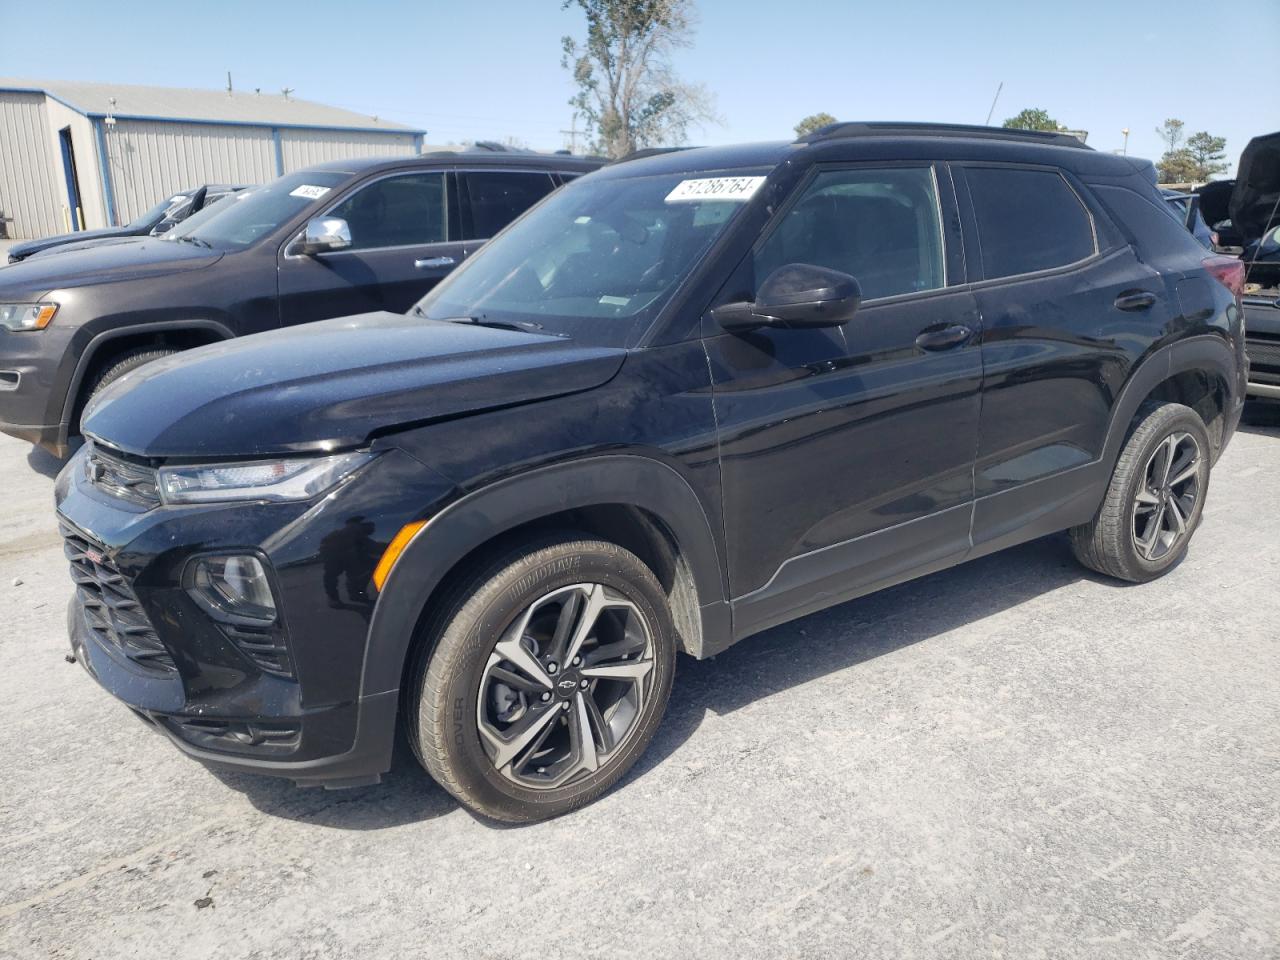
xmin=1070 ymin=402 xmax=1211 ymax=582
xmin=407 ymin=535 xmax=677 ymax=823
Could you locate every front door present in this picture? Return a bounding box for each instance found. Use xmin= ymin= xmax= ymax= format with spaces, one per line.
xmin=277 ymin=170 xmax=467 ymax=326
xmin=58 ymin=127 xmax=84 ymax=231
xmin=705 ymin=163 xmax=982 ymax=635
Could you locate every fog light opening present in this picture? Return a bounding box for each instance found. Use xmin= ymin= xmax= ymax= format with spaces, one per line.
xmin=190 ymin=554 xmax=278 ymax=623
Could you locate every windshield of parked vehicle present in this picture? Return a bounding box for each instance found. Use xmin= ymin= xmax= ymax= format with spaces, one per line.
xmin=126 ymin=192 xmax=191 ymax=230
xmin=413 ymin=169 xmax=766 ymax=345
xmin=164 ymin=171 xmax=349 ymax=250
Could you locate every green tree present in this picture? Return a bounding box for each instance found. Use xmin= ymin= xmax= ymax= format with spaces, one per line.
xmin=1185 ymin=131 xmax=1229 ymax=180
xmin=794 ymin=112 xmax=838 ymax=138
xmin=1157 ymin=149 xmax=1200 ymax=184
xmin=1003 ymin=108 xmax=1060 ymax=132
xmin=561 ymin=0 xmax=716 ymax=158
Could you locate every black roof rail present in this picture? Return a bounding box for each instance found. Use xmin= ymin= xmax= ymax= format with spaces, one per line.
xmin=795 ymin=121 xmax=1091 ymax=151
xmin=609 ymin=146 xmax=699 ymax=165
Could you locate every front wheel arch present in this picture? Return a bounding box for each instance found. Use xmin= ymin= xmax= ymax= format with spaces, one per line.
xmin=361 ymin=455 xmax=730 ymax=703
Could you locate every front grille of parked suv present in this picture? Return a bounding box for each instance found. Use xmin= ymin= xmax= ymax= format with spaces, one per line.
xmin=60 ymin=519 xmax=176 ymax=674
xmin=1246 ymin=332 xmax=1280 ymax=385
xmin=85 ymin=445 xmax=161 ymax=507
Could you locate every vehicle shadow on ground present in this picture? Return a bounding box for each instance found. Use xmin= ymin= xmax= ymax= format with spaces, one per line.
xmin=1240 ymin=400 xmax=1280 ymax=434
xmin=26 ymin=444 xmax=68 ymax=480
xmin=216 ymin=532 xmax=1110 ymax=830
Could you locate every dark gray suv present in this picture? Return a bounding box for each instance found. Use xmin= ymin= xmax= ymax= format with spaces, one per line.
xmin=0 ymin=150 xmax=599 ymax=455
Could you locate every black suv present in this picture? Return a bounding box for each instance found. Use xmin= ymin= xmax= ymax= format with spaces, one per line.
xmin=55 ymin=123 xmax=1246 ymax=823
xmin=0 ymin=150 xmax=597 ymax=455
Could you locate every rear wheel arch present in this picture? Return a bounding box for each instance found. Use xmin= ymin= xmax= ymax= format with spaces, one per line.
xmin=1102 ymin=334 xmax=1238 ymax=468
xmin=362 ymin=455 xmax=730 ymax=701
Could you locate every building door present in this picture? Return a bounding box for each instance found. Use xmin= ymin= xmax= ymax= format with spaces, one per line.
xmin=57 ymin=127 xmax=84 ymax=231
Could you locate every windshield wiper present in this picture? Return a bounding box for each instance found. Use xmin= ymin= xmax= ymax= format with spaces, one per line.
xmin=172 ymin=234 xmax=212 ymax=249
xmin=423 ymin=311 xmax=552 ymax=335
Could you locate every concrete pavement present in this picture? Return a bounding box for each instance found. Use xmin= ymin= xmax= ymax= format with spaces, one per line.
xmin=1 ymin=417 xmax=1278 ymax=959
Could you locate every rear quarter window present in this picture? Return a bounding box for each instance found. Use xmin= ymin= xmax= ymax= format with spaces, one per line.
xmin=1093 ymin=185 xmax=1210 ymax=259
xmin=964 ymin=167 xmax=1096 ymax=280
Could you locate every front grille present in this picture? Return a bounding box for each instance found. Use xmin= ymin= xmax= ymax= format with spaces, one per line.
xmin=60 ymin=520 xmax=176 ymax=674
xmin=87 ymin=445 xmax=160 ymax=507
xmin=1246 ymin=337 xmax=1280 ymax=373
xmin=167 ymin=717 xmax=300 ymax=755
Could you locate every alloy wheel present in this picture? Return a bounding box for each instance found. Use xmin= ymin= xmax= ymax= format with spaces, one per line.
xmin=476 ymin=583 xmax=655 ymax=789
xmin=1132 ymin=431 xmax=1202 ymax=562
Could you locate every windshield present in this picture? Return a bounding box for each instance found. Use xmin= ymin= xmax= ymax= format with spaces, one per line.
xmin=126 ymin=193 xmax=190 ymax=230
xmin=165 ymin=171 xmax=348 ymax=250
xmin=414 ymin=169 xmax=763 ymax=346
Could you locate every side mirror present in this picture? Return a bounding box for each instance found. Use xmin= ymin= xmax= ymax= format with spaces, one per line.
xmin=299 ymin=216 xmax=352 ymax=255
xmin=714 ymin=263 xmax=861 ymax=333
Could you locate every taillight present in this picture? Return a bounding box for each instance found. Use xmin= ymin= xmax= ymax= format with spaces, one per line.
xmin=1203 ymin=255 xmax=1245 ymax=301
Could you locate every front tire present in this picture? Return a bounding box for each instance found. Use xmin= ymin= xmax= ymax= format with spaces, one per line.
xmin=1070 ymin=402 xmax=1211 ymax=582
xmin=408 ymin=535 xmax=677 ymax=823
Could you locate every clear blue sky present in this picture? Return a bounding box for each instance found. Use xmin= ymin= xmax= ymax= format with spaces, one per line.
xmin=3 ymin=0 xmax=1276 ymax=173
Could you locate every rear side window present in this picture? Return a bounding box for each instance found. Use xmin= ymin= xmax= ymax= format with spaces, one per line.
xmin=463 ymin=172 xmax=556 ymax=240
xmin=964 ymin=167 xmax=1095 ymax=279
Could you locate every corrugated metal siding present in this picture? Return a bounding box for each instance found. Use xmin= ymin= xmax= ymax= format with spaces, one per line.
xmin=104 ymin=120 xmax=277 ymax=222
xmin=0 ymin=92 xmax=62 ymax=238
xmin=280 ymin=129 xmax=417 ymax=171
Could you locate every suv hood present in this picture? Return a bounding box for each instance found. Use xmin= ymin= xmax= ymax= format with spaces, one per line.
xmin=0 ymin=237 xmax=220 ymax=295
xmin=82 ymin=312 xmax=627 ymax=458
xmin=1221 ymin=131 xmax=1280 ymax=245
xmin=7 ymin=226 xmax=135 ymax=261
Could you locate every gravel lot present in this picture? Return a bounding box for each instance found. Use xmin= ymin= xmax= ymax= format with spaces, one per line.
xmin=1 ymin=415 xmax=1278 ymax=960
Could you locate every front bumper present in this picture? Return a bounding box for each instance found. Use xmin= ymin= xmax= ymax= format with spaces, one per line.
xmin=1244 ymin=296 xmax=1280 ymax=400
xmin=55 ymin=443 xmax=456 ymax=787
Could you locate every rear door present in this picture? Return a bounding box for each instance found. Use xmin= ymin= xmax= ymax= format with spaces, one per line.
xmin=956 ymin=163 xmax=1168 ymax=550
xmin=276 ymin=169 xmax=466 ymax=325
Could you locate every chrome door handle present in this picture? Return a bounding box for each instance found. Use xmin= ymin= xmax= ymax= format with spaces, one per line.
xmin=415 ymin=256 xmax=456 ymax=269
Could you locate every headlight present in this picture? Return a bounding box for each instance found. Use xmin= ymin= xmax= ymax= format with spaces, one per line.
xmin=0 ymin=302 xmax=58 ymax=331
xmin=157 ymin=451 xmax=374 ymax=504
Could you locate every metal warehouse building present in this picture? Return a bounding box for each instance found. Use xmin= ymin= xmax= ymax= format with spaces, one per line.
xmin=0 ymin=78 xmax=424 ymax=239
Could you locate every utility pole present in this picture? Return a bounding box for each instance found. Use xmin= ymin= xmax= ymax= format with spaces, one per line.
xmin=560 ymin=114 xmax=581 ymax=153
xmin=226 ymin=71 xmax=233 ymax=96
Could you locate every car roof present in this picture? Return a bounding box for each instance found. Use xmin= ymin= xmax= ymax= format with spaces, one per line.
xmin=301 ymin=152 xmax=603 ymax=177
xmin=592 ymin=125 xmax=1141 ymax=182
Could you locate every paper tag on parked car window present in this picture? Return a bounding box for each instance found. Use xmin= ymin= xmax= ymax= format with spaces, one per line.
xmin=665 ymin=176 xmax=766 ymax=204
xmin=290 ymin=185 xmax=331 ymax=200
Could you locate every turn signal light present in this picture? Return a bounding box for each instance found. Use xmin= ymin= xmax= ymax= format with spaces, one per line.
xmin=372 ymin=521 xmax=426 ymax=592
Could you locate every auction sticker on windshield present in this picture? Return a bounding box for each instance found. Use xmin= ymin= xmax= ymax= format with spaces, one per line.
xmin=289 ymin=185 xmax=332 ymax=200
xmin=665 ymin=176 xmax=766 ymax=204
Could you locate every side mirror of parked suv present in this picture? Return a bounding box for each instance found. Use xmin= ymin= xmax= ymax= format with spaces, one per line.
xmin=300 ymin=216 xmax=352 ymax=255
xmin=715 ymin=263 xmax=861 ymax=332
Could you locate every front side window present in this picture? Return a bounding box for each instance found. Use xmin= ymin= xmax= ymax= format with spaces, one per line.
xmin=463 ymin=172 xmax=556 ymax=239
xmin=327 ymin=173 xmax=447 ymax=250
xmin=754 ymin=166 xmax=945 ymax=302
xmin=415 ymin=169 xmax=760 ymax=346
xmin=965 ymin=167 xmax=1096 ymax=280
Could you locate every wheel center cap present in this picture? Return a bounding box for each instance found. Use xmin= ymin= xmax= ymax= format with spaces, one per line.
xmin=555 ymin=674 xmax=579 ymax=699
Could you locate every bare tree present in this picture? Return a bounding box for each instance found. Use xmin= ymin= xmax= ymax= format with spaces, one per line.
xmin=561 ymin=0 xmax=717 ymax=158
